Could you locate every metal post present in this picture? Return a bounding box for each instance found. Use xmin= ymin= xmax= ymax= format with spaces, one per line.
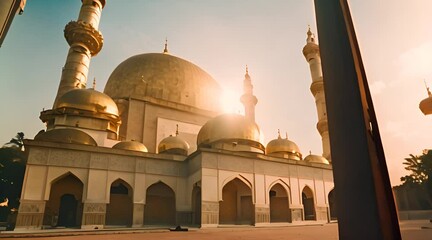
xmin=313 ymin=0 xmax=401 ymax=239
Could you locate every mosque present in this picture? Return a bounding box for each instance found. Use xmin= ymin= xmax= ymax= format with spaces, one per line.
xmin=15 ymin=0 xmax=335 ymax=229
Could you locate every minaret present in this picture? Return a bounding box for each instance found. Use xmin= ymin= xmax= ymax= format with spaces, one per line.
xmin=240 ymin=66 xmax=258 ymax=122
xmin=53 ymin=0 xmax=105 ymax=107
xmin=302 ymin=27 xmax=331 ymax=161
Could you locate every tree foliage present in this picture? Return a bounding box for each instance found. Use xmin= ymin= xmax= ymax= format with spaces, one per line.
xmin=0 ymin=132 xmax=27 ymax=222
xmin=399 ymin=150 xmax=432 ymax=209
xmin=401 ymin=151 xmax=432 ymax=185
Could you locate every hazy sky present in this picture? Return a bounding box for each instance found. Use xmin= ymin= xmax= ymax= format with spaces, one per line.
xmin=1 ymin=0 xmax=431 ymax=186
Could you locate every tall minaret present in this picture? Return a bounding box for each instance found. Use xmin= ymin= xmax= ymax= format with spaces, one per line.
xmin=240 ymin=66 xmax=258 ymax=122
xmin=302 ymin=27 xmax=331 ymax=161
xmin=53 ymin=0 xmax=105 ymax=106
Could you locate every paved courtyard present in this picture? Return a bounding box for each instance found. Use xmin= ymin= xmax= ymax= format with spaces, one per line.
xmin=1 ymin=220 xmax=431 ymax=240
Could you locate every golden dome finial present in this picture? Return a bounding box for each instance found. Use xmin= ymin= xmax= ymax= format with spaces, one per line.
xmin=175 ymin=124 xmax=179 ymax=136
xmin=285 ymin=132 xmax=288 ymax=139
xmin=306 ymin=25 xmax=315 ymax=44
xmin=309 ymin=150 xmax=312 ymax=155
xmin=424 ymin=79 xmax=431 ymax=97
xmin=92 ymin=77 xmax=96 ymax=89
xmin=163 ymin=38 xmax=169 ymax=54
xmin=277 ymin=129 xmax=281 ymax=139
xmin=244 ymin=65 xmax=251 ymax=80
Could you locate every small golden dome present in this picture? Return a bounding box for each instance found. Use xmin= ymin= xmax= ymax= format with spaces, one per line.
xmin=112 ymin=140 xmax=148 ymax=152
xmin=34 ymin=128 xmax=97 ymax=146
xmin=197 ymin=114 xmax=264 ymax=152
xmin=304 ymin=154 xmax=329 ymax=164
xmin=158 ymin=135 xmax=190 ymax=156
xmin=266 ymin=132 xmax=301 ymax=160
xmin=420 ymin=96 xmax=432 ymax=115
xmin=55 ymin=88 xmax=119 ymax=117
xmin=104 ymin=53 xmax=221 ymax=112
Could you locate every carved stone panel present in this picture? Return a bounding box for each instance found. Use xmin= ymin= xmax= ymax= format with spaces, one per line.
xmin=82 ymin=202 xmax=106 ymax=226
xmin=28 ymin=148 xmax=49 ymax=165
xmin=108 ymin=155 xmax=136 ymax=172
xmin=146 ymin=159 xmax=180 ymax=176
xmin=315 ymin=206 xmax=328 ymax=221
xmin=255 ymin=207 xmax=270 ymax=223
xmin=290 ymin=208 xmax=303 ymax=222
xmin=48 ymin=149 xmax=90 ymax=168
xmin=202 ymin=201 xmax=219 ymax=225
xmin=90 ymin=153 xmax=109 ymax=169
xmin=135 ymin=159 xmax=146 ymax=173
xmin=15 ymin=200 xmax=46 ymax=229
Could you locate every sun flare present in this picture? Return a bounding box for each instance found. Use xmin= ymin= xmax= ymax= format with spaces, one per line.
xmin=220 ymin=88 xmax=244 ymax=114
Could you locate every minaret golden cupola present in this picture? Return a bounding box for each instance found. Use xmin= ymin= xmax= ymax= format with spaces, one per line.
xmin=302 ymin=26 xmax=331 ymax=162
xmin=53 ymin=0 xmax=106 ymax=107
xmin=419 ymin=80 xmax=432 ymax=115
xmin=240 ymin=66 xmax=258 ymax=122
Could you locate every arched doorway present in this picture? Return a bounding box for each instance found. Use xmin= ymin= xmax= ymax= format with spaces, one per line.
xmin=105 ymin=179 xmax=133 ymax=226
xmin=144 ymin=182 xmax=175 ymax=225
xmin=44 ymin=173 xmax=83 ymax=228
xmin=269 ymin=183 xmax=291 ymax=222
xmin=58 ymin=194 xmax=78 ymax=227
xmin=302 ymin=186 xmax=316 ymax=220
xmin=328 ymin=189 xmax=337 ymax=220
xmin=192 ymin=185 xmax=201 ymax=226
xmin=219 ymin=178 xmax=254 ymax=225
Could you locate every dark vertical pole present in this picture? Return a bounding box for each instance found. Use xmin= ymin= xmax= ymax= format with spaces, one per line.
xmin=314 ymin=1 xmax=401 ymax=239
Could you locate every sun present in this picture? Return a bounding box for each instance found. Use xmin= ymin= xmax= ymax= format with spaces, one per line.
xmin=220 ymin=88 xmax=244 ymax=114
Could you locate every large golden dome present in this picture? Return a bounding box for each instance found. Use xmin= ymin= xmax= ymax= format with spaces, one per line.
xmin=197 ymin=114 xmax=264 ymax=152
xmin=55 ymin=88 xmax=119 ymax=117
xmin=34 ymin=128 xmax=97 ymax=146
xmin=104 ymin=53 xmax=221 ymax=112
xmin=266 ymin=133 xmax=302 ymax=160
xmin=112 ymin=140 xmax=148 ymax=152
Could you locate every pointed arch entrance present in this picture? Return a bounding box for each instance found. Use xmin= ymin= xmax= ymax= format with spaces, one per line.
xmin=192 ymin=185 xmax=201 ymax=226
xmin=302 ymin=186 xmax=316 ymax=220
xmin=44 ymin=173 xmax=83 ymax=228
xmin=328 ymin=189 xmax=337 ymax=220
xmin=105 ymin=179 xmax=133 ymax=226
xmin=269 ymin=183 xmax=291 ymax=222
xmin=144 ymin=182 xmax=176 ymax=225
xmin=219 ymin=178 xmax=254 ymax=225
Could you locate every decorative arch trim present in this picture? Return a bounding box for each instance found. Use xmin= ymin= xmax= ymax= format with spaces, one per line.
xmin=45 ymin=171 xmax=85 ymax=200
xmin=219 ymin=174 xmax=253 ymax=202
xmin=268 ymin=179 xmax=291 ymax=204
xmin=301 ymin=185 xmax=315 ymax=200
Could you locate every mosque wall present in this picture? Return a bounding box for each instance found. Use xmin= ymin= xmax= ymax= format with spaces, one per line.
xmin=199 ymin=150 xmax=333 ymax=224
xmin=17 ymin=141 xmax=334 ymax=229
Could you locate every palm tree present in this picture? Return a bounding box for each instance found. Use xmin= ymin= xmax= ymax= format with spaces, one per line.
xmin=401 ymin=154 xmax=427 ymax=184
xmin=2 ymin=132 xmax=24 ymax=151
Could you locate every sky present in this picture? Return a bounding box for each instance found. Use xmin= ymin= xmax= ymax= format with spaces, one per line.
xmin=1 ymin=0 xmax=431 ymax=186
